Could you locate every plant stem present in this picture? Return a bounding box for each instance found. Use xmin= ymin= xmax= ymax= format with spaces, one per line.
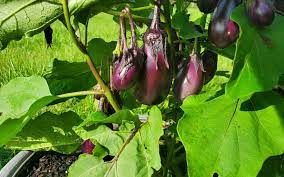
xmin=61 ymin=0 xmax=121 ymax=112
xmin=131 ymin=5 xmax=154 ymax=11
xmin=163 ymin=0 xmax=176 ymax=74
xmin=105 ymin=10 xmax=151 ymax=25
xmin=57 ymin=90 xmax=103 ymax=98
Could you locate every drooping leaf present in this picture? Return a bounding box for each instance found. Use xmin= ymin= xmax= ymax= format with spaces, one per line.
xmin=0 ymin=0 xmax=130 ymax=50
xmin=178 ymin=91 xmax=284 ymax=177
xmin=172 ymin=12 xmax=205 ymax=40
xmin=0 ymin=76 xmax=59 ymax=146
xmin=226 ymin=6 xmax=284 ymax=99
xmin=6 ymin=111 xmax=83 ymax=154
xmin=45 ymin=59 xmax=95 ymax=95
xmin=69 ymin=107 xmax=164 ymax=177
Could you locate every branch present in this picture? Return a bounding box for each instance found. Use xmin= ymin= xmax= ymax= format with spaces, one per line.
xmin=61 ymin=0 xmax=121 ymax=112
xmin=57 ymin=90 xmax=103 ymax=98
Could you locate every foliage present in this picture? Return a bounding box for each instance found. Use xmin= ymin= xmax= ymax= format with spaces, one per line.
xmin=0 ymin=0 xmax=284 ymax=177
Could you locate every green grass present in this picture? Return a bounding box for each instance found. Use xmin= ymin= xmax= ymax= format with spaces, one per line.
xmin=0 ymin=13 xmax=120 ymax=86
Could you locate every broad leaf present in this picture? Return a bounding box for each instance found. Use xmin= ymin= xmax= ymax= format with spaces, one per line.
xmin=0 ymin=0 xmax=129 ymax=50
xmin=69 ymin=107 xmax=164 ymax=177
xmin=45 ymin=59 xmax=95 ymax=95
xmin=6 ymin=111 xmax=83 ymax=154
xmin=0 ymin=76 xmax=58 ymax=146
xmin=178 ymin=91 xmax=284 ymax=177
xmin=172 ymin=12 xmax=205 ymax=39
xmin=226 ymin=6 xmax=284 ymax=99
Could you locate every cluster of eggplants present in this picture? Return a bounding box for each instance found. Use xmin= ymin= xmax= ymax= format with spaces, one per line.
xmin=245 ymin=0 xmax=275 ymax=27
xmin=208 ymin=0 xmax=240 ymax=48
xmin=174 ymin=53 xmax=204 ymax=102
xmin=134 ymin=2 xmax=172 ymax=105
xmin=112 ymin=9 xmax=144 ymax=91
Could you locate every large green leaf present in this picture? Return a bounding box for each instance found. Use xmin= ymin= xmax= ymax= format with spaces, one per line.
xmin=45 ymin=59 xmax=95 ymax=95
xmin=226 ymin=6 xmax=284 ymax=99
xmin=0 ymin=0 xmax=129 ymax=50
xmin=69 ymin=107 xmax=164 ymax=177
xmin=178 ymin=91 xmax=284 ymax=177
xmin=6 ymin=111 xmax=83 ymax=154
xmin=0 ymin=76 xmax=58 ymax=146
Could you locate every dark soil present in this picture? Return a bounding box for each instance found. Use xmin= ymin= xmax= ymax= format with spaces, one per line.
xmin=17 ymin=152 xmax=77 ymax=177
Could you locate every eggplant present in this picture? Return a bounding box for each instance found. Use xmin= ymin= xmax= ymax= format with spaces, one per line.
xmin=112 ymin=9 xmax=144 ymax=91
xmin=197 ymin=0 xmax=219 ymax=14
xmin=208 ymin=0 xmax=240 ymax=48
xmin=44 ymin=26 xmax=53 ymax=48
xmin=135 ymin=1 xmax=172 ymax=105
xmin=174 ymin=53 xmax=204 ymax=102
xmin=246 ymin=0 xmax=275 ymax=27
xmin=82 ymin=139 xmax=95 ymax=154
xmin=202 ymin=50 xmax=218 ymax=84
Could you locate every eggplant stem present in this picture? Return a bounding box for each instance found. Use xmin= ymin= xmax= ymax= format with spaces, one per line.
xmin=120 ymin=14 xmax=129 ymax=52
xmin=151 ymin=1 xmax=161 ymax=29
xmin=62 ymin=0 xmax=121 ymax=112
xmin=124 ymin=7 xmax=138 ymax=48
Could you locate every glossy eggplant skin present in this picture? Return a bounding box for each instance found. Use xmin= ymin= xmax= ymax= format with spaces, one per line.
xmin=202 ymin=50 xmax=218 ymax=84
xmin=208 ymin=0 xmax=240 ymax=48
xmin=135 ymin=3 xmax=172 ymax=105
xmin=197 ymin=0 xmax=219 ymax=14
xmin=112 ymin=10 xmax=144 ymax=91
xmin=174 ymin=54 xmax=204 ymax=102
xmin=246 ymin=0 xmax=275 ymax=27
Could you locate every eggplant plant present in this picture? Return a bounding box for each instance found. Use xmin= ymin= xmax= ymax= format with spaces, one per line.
xmin=0 ymin=0 xmax=284 ymax=177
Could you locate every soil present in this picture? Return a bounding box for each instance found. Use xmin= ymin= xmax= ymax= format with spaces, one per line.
xmin=17 ymin=152 xmax=78 ymax=177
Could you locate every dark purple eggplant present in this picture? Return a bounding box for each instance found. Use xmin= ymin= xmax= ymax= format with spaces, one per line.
xmin=82 ymin=139 xmax=95 ymax=154
xmin=112 ymin=10 xmax=144 ymax=91
xmin=246 ymin=0 xmax=275 ymax=27
xmin=135 ymin=2 xmax=172 ymax=105
xmin=208 ymin=0 xmax=240 ymax=48
xmin=202 ymin=50 xmax=218 ymax=84
xmin=174 ymin=53 xmax=204 ymax=102
xmin=197 ymin=0 xmax=219 ymax=14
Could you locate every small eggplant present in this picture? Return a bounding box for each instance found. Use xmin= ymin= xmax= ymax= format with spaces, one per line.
xmin=246 ymin=0 xmax=275 ymax=27
xmin=44 ymin=26 xmax=53 ymax=48
xmin=208 ymin=0 xmax=240 ymax=48
xmin=135 ymin=1 xmax=172 ymax=105
xmin=197 ymin=0 xmax=219 ymax=14
xmin=202 ymin=50 xmax=218 ymax=84
xmin=112 ymin=10 xmax=144 ymax=91
xmin=174 ymin=53 xmax=204 ymax=102
xmin=82 ymin=139 xmax=95 ymax=154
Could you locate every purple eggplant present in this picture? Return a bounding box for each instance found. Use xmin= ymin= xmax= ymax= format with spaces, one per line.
xmin=197 ymin=0 xmax=219 ymax=14
xmin=135 ymin=2 xmax=172 ymax=105
xmin=202 ymin=50 xmax=218 ymax=84
xmin=246 ymin=0 xmax=275 ymax=27
xmin=174 ymin=54 xmax=204 ymax=102
xmin=82 ymin=139 xmax=95 ymax=154
xmin=208 ymin=0 xmax=240 ymax=48
xmin=112 ymin=10 xmax=144 ymax=91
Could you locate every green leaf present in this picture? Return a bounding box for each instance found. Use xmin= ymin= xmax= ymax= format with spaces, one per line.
xmin=0 ymin=76 xmax=59 ymax=146
xmin=0 ymin=0 xmax=130 ymax=50
xmin=257 ymin=154 xmax=284 ymax=177
xmin=87 ymin=38 xmax=116 ymax=83
xmin=45 ymin=59 xmax=95 ymax=95
xmin=6 ymin=111 xmax=83 ymax=154
xmin=172 ymin=12 xmax=205 ymax=39
xmin=178 ymin=91 xmax=284 ymax=177
xmin=226 ymin=6 xmax=284 ymax=99
xmin=69 ymin=107 xmax=164 ymax=177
